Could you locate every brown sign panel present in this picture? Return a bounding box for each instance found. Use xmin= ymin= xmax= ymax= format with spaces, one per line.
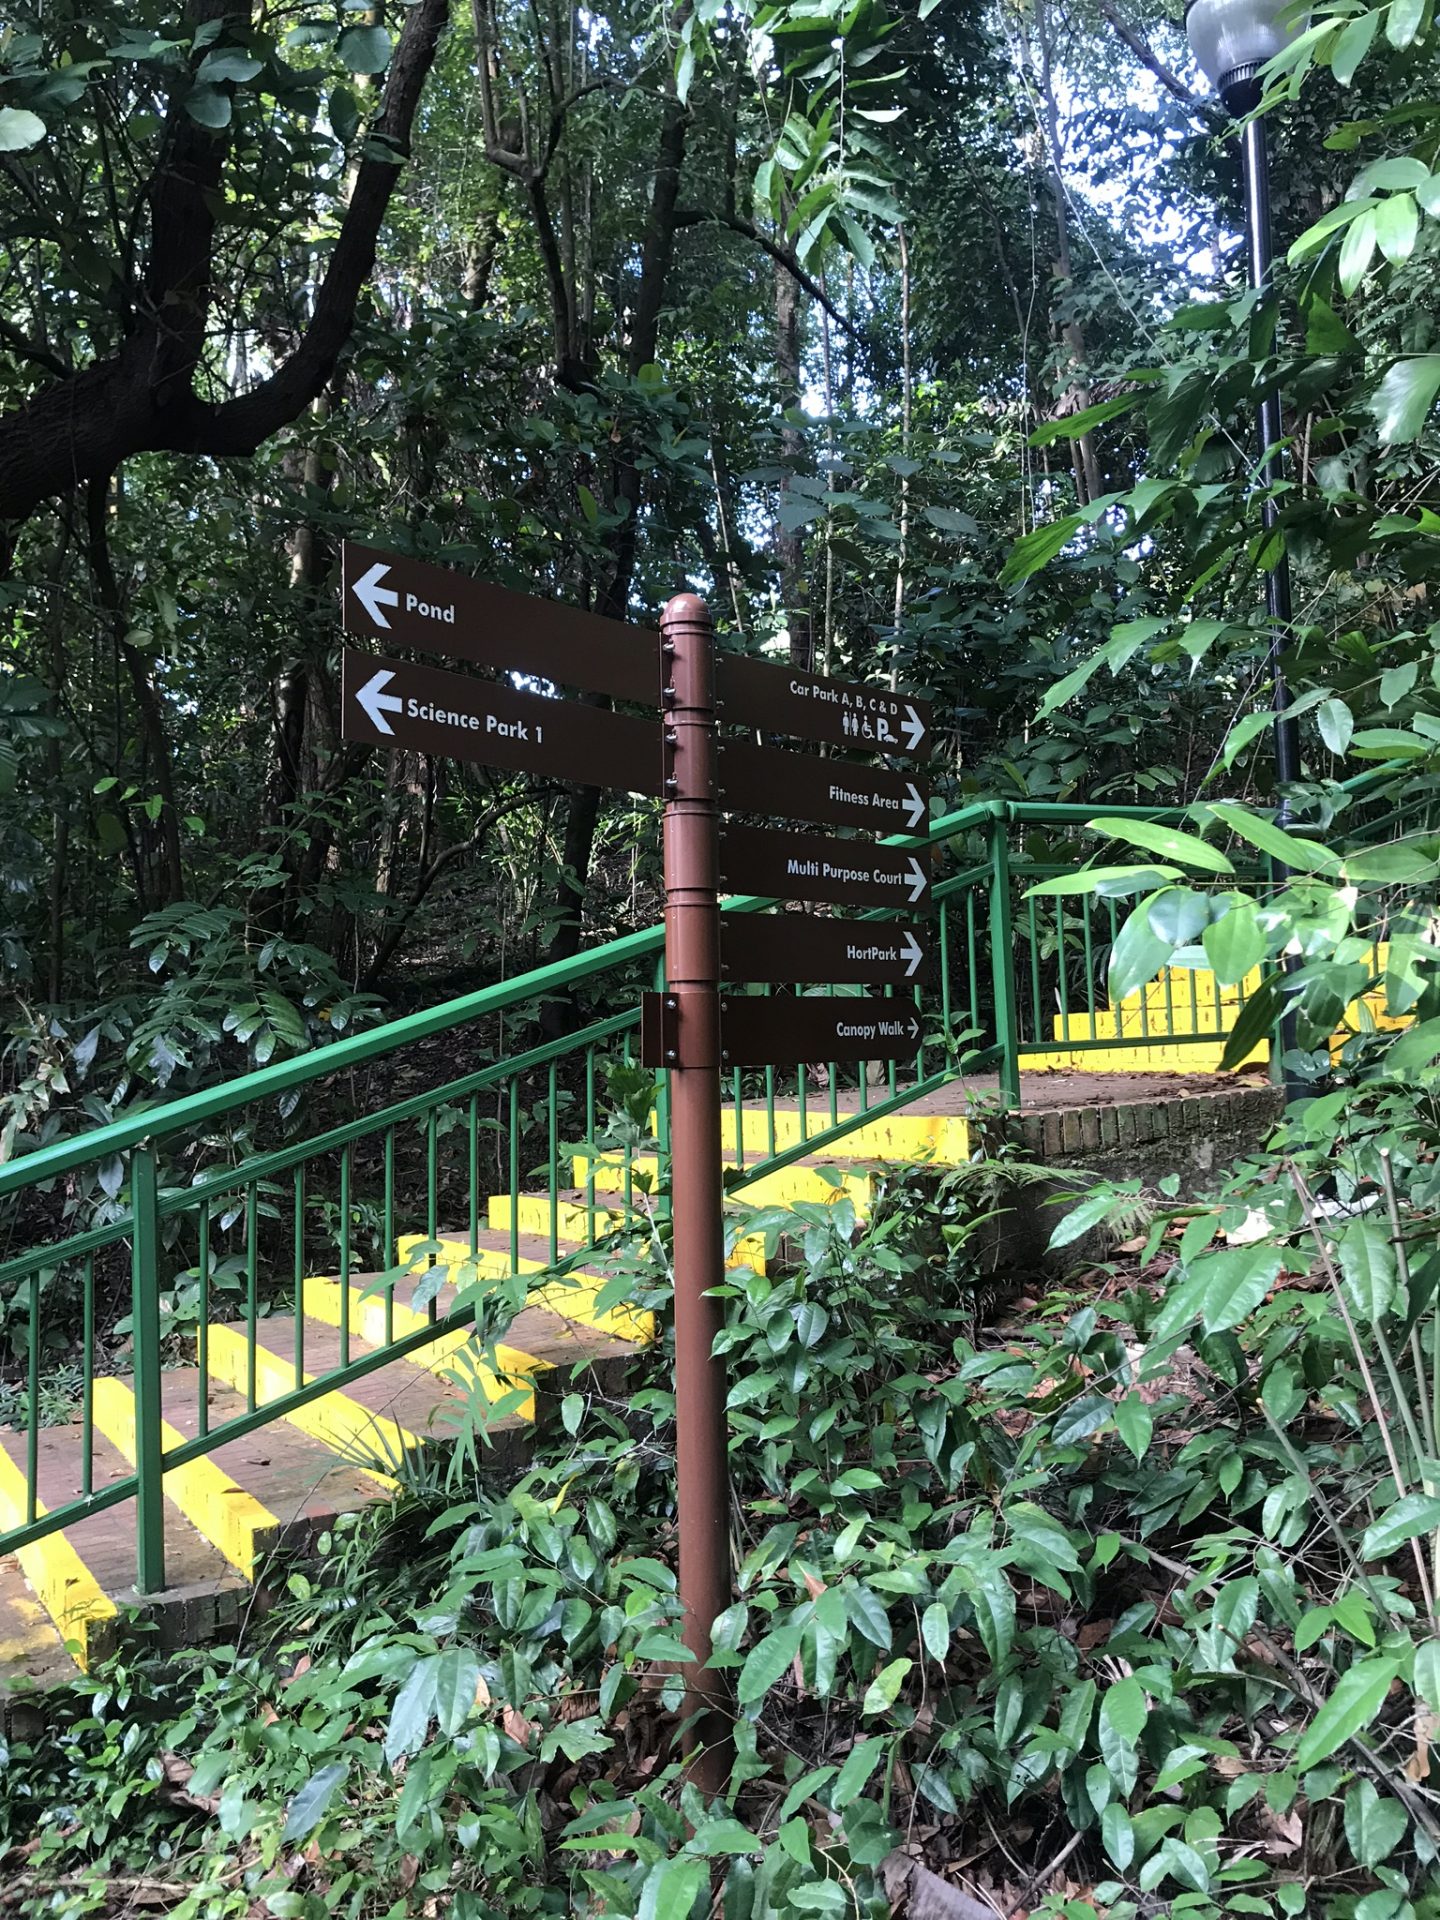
xmin=340 ymin=649 xmax=664 ymax=795
xmin=720 ymin=825 xmax=930 ymax=911
xmin=718 ymin=740 xmax=927 ymax=835
xmin=719 ymin=993 xmax=921 ymax=1067
xmin=715 ymin=654 xmax=932 ymax=759
xmin=341 ymin=542 xmax=660 ymax=705
xmin=722 ymin=916 xmax=926 ymax=986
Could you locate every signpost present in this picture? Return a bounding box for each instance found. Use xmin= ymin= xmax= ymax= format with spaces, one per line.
xmin=720 ymin=915 xmax=925 ymax=985
xmin=715 ymin=652 xmax=932 ymax=756
xmin=336 ymin=539 xmax=937 ymax=1797
xmin=717 ymin=739 xmax=927 ymax=834
xmin=720 ymin=823 xmax=930 ymax=910
xmin=341 ymin=541 xmax=660 ymax=703
xmin=340 ymin=649 xmax=663 ymax=794
xmin=719 ymin=993 xmax=921 ymax=1068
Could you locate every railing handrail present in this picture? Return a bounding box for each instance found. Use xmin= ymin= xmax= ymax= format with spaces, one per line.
xmin=0 ymin=766 xmax=1410 ymax=1197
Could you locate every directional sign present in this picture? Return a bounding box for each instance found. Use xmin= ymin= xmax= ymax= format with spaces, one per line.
xmin=718 ymin=740 xmax=927 ymax=835
xmin=719 ymin=993 xmax=922 ymax=1067
xmin=341 ymin=543 xmax=660 ymax=705
xmin=715 ymin=654 xmax=932 ymax=759
xmin=720 ymin=824 xmax=930 ymax=911
xmin=722 ymin=915 xmax=926 ymax=986
xmin=341 ymin=649 xmax=664 ymax=794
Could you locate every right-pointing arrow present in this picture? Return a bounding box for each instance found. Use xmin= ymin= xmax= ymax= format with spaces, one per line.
xmin=352 ymin=560 xmax=400 ymax=630
xmin=905 ymin=856 xmax=927 ymax=903
xmin=902 ymin=931 xmax=923 ymax=978
xmin=901 ymin=704 xmax=926 ymax=753
xmin=904 ymin=782 xmax=926 ymax=829
xmin=356 ymin=668 xmax=404 ymax=736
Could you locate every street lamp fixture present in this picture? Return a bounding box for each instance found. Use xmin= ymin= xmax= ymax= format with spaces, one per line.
xmin=1185 ymin=0 xmax=1309 ymax=1093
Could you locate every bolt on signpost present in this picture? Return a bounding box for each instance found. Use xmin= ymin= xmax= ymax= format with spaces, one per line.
xmin=659 ymin=593 xmax=733 ymax=1791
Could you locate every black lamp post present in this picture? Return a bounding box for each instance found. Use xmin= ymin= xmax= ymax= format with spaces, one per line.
xmin=1186 ymin=0 xmax=1309 ymax=815
xmin=1187 ymin=0 xmax=1309 ymax=1097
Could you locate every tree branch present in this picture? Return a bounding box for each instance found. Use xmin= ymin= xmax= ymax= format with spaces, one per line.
xmin=0 ymin=0 xmax=449 ymax=526
xmin=674 ymin=208 xmax=867 ymax=346
xmin=1092 ymin=0 xmax=1213 ymax=113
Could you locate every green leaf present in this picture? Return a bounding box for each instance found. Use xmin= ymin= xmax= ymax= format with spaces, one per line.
xmin=1197 ymin=1244 xmax=1285 ymax=1334
xmin=1388 ymin=0 xmax=1426 ymax=47
xmin=921 ymin=1602 xmax=949 ymax=1663
xmin=643 ymin=1855 xmax=706 ymax=1920
xmin=0 ymin=108 xmax=47 ymax=152
xmin=1344 ymin=1778 xmax=1407 ymax=1868
xmin=385 ymin=1656 xmax=437 ymax=1764
xmin=861 ymin=1658 xmax=912 ymax=1716
xmin=1025 ymin=864 xmax=1181 ymax=899
xmin=1338 ymin=1219 xmax=1396 ymax=1323
xmin=1099 ymin=1677 xmax=1147 ymax=1795
xmin=1109 ymin=895 xmax=1177 ymax=1003
xmin=1371 ymin=357 xmax=1440 ymax=445
xmin=1294 ymin=1656 xmax=1401 ymax=1772
xmin=1088 ymin=817 xmax=1232 ymax=875
xmin=1349 ymin=726 xmax=1431 ymax=759
xmin=184 ymin=85 xmax=232 ymax=129
xmin=1001 ymin=512 xmax=1082 ymax=587
xmin=1203 ymin=802 xmax=1342 ymax=875
xmin=1332 ymin=8 xmax=1380 ymax=84
xmin=832 ymin=1735 xmax=886 ymax=1805
xmin=1415 ymin=1639 xmax=1440 ymax=1710
xmin=1101 ymin=1802 xmax=1135 ymax=1870
xmin=281 ymin=1762 xmax=347 ymax=1843
xmin=738 ymin=1623 xmax=802 ymax=1706
xmin=1318 ymin=698 xmax=1354 ymax=756
xmin=1338 ymin=207 xmax=1378 ymax=293
xmin=1202 ymin=902 xmax=1265 ymax=985
xmin=1220 ymin=972 xmax=1283 ymax=1071
xmin=1006 ymin=1501 xmax=1081 ymax=1573
xmin=339 ymin=24 xmax=393 ymax=72
xmin=1030 ymin=393 xmax=1140 ymax=446
xmin=197 ymin=48 xmax=264 ymax=84
xmin=1361 ymin=1492 xmax=1440 ymax=1560
xmin=1375 ymin=193 xmax=1420 ymax=265
xmin=1051 ymin=1394 xmax=1113 ymax=1447
xmin=433 ymin=1644 xmax=481 ymax=1736
xmin=1115 ymin=1393 xmax=1153 ymax=1461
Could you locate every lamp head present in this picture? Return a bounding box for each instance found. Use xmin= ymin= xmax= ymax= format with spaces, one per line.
xmin=1185 ymin=0 xmax=1310 ymax=113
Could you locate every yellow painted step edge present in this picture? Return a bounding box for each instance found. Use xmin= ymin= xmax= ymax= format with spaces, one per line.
xmin=0 ymin=1447 xmax=116 ymax=1672
xmin=0 ymin=1580 xmax=64 ymax=1674
xmin=203 ymin=1325 xmax=417 ymax=1490
xmin=395 ymin=1234 xmax=655 ymax=1344
xmin=90 ymin=1378 xmax=280 ymax=1584
xmin=301 ymin=1278 xmax=543 ymax=1422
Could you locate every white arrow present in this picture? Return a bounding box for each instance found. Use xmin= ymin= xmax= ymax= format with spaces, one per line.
xmin=908 ymin=1016 xmax=920 ymax=1040
xmin=904 ymin=781 xmax=925 ymax=829
xmin=905 ymin=856 xmax=927 ymax=903
xmin=352 ymin=560 xmax=399 ymax=629
xmin=902 ymin=931 xmax=923 ymax=978
xmin=356 ymin=668 xmax=404 ymax=736
xmin=901 ymin=704 xmax=926 ymax=753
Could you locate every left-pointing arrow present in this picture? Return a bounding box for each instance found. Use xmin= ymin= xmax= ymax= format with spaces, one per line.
xmin=356 ymin=668 xmax=404 ymax=735
xmin=352 ymin=560 xmax=400 ymax=629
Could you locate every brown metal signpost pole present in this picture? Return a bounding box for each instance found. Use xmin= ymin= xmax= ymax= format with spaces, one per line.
xmin=661 ymin=591 xmax=732 ymax=1793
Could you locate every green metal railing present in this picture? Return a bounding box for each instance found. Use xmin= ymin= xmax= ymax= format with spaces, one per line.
xmin=0 ymin=769 xmax=1422 ymax=1588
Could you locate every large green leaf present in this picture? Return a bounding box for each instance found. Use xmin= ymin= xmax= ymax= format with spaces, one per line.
xmin=1360 ymin=1491 xmax=1440 ymax=1560
xmin=1088 ymin=817 xmax=1233 ymax=874
xmin=339 ymin=23 xmax=393 ymax=71
xmin=1344 ymin=1779 xmax=1407 ymax=1868
xmin=1293 ymin=1656 xmax=1401 ymax=1772
xmin=385 ymin=1655 xmax=437 ymax=1764
xmin=281 ymin=1762 xmax=348 ymax=1843
xmin=738 ymin=1622 xmax=802 ymax=1705
xmin=1371 ymin=356 xmax=1440 ymax=445
xmin=1025 ymin=864 xmax=1181 ymax=899
xmin=1195 ymin=1244 xmax=1285 ymax=1333
xmin=1318 ymin=698 xmax=1354 ymax=756
xmin=1338 ymin=1219 xmax=1396 ymax=1323
xmin=0 ymin=108 xmax=46 ymax=152
xmin=1001 ymin=512 xmax=1082 ymax=587
xmin=1202 ymin=902 xmax=1265 ymax=985
xmin=1220 ymin=974 xmax=1283 ymax=1071
xmin=1108 ymin=895 xmax=1176 ymax=1003
xmin=1202 ymin=803 xmax=1342 ymax=875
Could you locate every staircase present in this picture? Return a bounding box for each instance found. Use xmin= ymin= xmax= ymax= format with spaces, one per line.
xmin=0 ymin=780 xmax=1414 ymax=1689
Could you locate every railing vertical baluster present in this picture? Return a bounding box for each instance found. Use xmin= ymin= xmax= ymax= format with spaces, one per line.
xmin=293 ymin=1169 xmax=305 ymax=1388
xmin=131 ymin=1146 xmax=166 ymax=1593
xmin=384 ymin=1128 xmax=396 ymax=1349
xmin=1107 ymin=900 xmax=1123 ymax=1035
xmin=1026 ymin=898 xmax=1042 ymax=1048
xmin=939 ymin=896 xmax=952 ymax=1037
xmin=508 ymin=1079 xmax=521 ymax=1274
xmin=82 ymin=1255 xmax=95 ymax=1499
xmin=469 ymin=1094 xmax=480 ymax=1259
xmin=340 ymin=1147 xmax=353 ymax=1354
xmin=797 ymin=1058 xmax=808 ymax=1136
xmin=732 ymin=1069 xmax=745 ymax=1173
xmin=988 ymin=808 xmax=1021 ymax=1106
xmin=585 ymin=1047 xmax=598 ymax=1245
xmin=765 ymin=1066 xmax=776 ymax=1159
xmin=26 ymin=1270 xmax=40 ymax=1525
xmin=426 ymin=1109 xmax=438 ymax=1244
xmin=967 ymin=889 xmax=980 ymax=1031
xmin=197 ymin=1201 xmax=210 ymax=1436
xmin=548 ymin=1064 xmax=560 ymax=1267
xmin=245 ymin=1183 xmax=258 ymax=1412
xmin=1082 ymin=903 xmax=1096 ymax=1038
xmin=1056 ymin=905 xmax=1070 ymax=1044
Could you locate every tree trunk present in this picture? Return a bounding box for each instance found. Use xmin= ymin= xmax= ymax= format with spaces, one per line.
xmin=774 ymin=256 xmax=812 ymax=670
